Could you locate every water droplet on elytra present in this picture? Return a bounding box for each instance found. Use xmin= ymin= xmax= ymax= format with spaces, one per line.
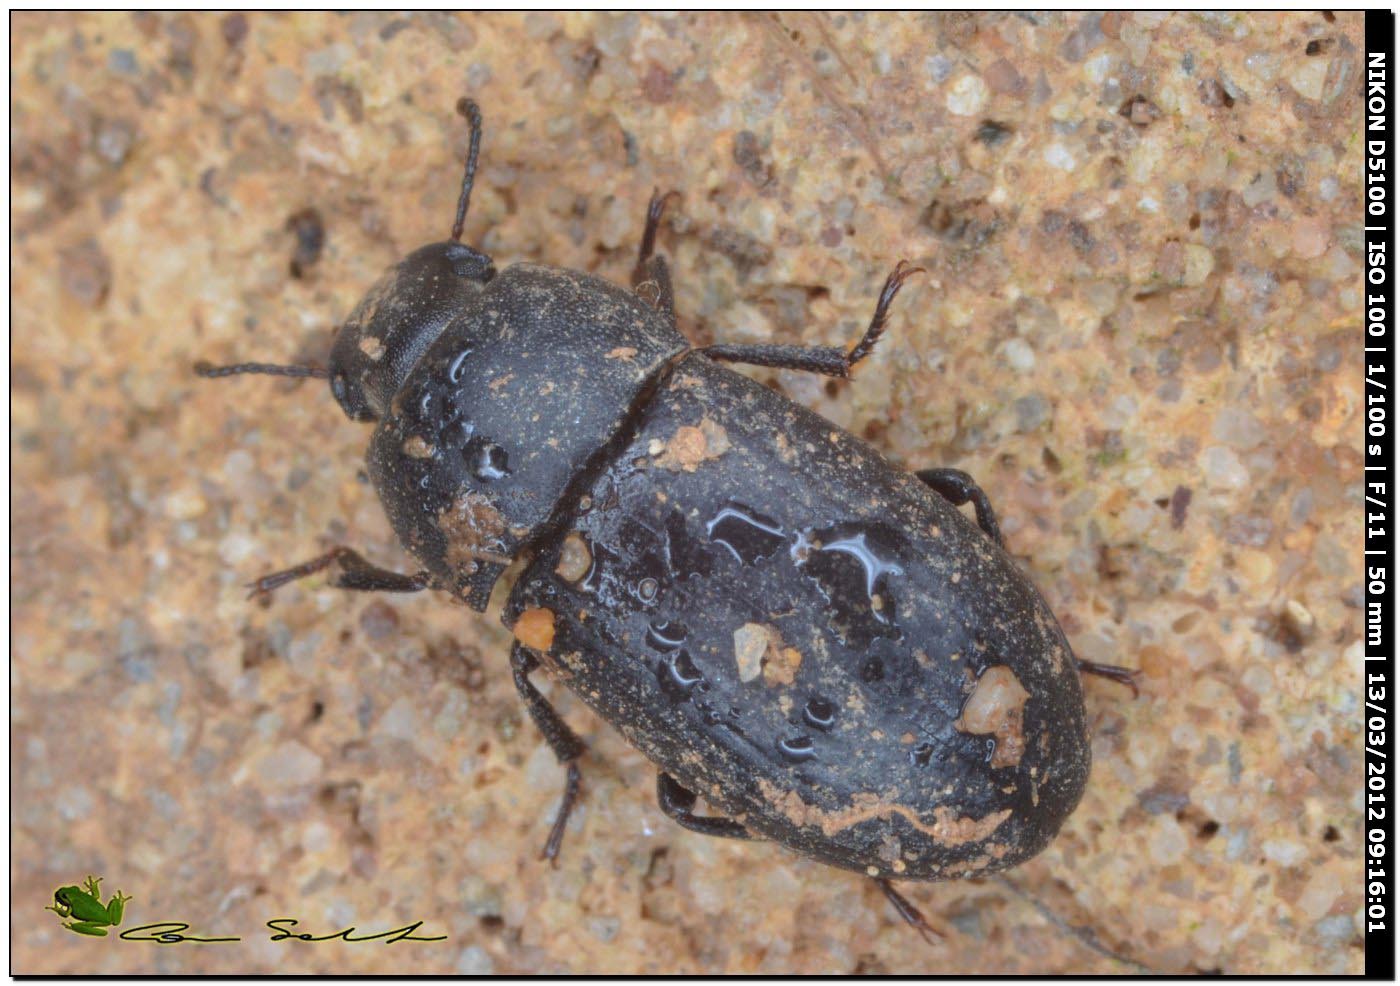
xmin=664 ymin=510 xmax=715 ymax=582
xmin=706 ymin=503 xmax=786 ymax=565
xmin=647 ymin=620 xmax=688 ymax=651
xmin=803 ymin=697 xmax=837 ymax=731
xmin=446 ymin=348 xmax=473 ymax=384
xmin=778 ymin=735 xmax=816 ymax=763
xmin=656 ymin=649 xmax=703 ymax=700
xmin=816 ymin=531 xmax=902 ymax=614
xmin=637 ymin=577 xmax=659 ymax=603
xmin=795 ymin=522 xmax=906 ymax=647
xmin=465 ymin=436 xmax=510 ymax=481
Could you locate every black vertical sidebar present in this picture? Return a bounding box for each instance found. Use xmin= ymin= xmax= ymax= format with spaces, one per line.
xmin=1366 ymin=9 xmax=1395 ymax=982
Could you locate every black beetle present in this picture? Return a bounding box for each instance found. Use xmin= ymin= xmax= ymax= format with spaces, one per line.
xmin=198 ymin=98 xmax=1136 ymax=940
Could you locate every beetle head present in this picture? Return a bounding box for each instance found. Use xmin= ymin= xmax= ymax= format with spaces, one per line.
xmin=328 ymin=97 xmax=496 ymax=421
xmin=328 ymin=241 xmax=495 ymax=421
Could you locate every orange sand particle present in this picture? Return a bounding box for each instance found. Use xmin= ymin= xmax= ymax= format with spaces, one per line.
xmin=954 ymin=665 xmax=1031 ymax=768
xmin=514 ymin=607 xmax=556 ymax=652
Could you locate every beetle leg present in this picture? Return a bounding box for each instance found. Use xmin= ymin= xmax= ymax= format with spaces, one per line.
xmin=1075 ymin=659 xmax=1141 ymax=698
xmin=701 ymin=261 xmax=924 ymax=377
xmin=510 ymin=643 xmax=587 ymax=865
xmin=633 ymin=255 xmax=676 ymax=324
xmin=635 ymin=188 xmax=680 ymax=268
xmin=245 ymin=547 xmax=433 ymax=601
xmin=632 ymin=189 xmax=680 ymax=323
xmin=916 ymin=467 xmax=1004 ymax=548
xmin=656 ymin=773 xmax=756 ymax=840
xmin=875 ymin=878 xmax=943 ymax=945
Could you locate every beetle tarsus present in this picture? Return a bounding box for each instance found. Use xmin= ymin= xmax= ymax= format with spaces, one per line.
xmin=247 ymin=549 xmax=342 ymax=599
xmin=637 ymin=188 xmax=681 ymax=267
xmin=657 ymin=772 xmax=755 ymax=840
xmin=917 ymin=467 xmax=1004 ymax=547
xmin=633 ymin=190 xmax=681 ymax=323
xmin=875 ymin=878 xmax=943 ymax=945
xmin=540 ymin=761 xmax=582 ymax=867
xmin=1076 ymin=659 xmax=1141 ymax=698
xmin=700 ymin=260 xmax=925 ymax=378
xmin=511 ymin=644 xmax=588 ymax=863
xmin=846 ymin=259 xmax=925 ymax=370
xmin=246 ymin=547 xmax=431 ymax=601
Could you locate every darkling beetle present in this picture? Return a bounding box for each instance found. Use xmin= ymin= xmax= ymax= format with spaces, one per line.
xmin=197 ymin=97 xmax=1137 ymax=941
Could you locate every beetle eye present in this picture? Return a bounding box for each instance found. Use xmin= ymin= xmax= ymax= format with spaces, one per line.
xmin=443 ymin=242 xmax=496 ymax=282
xmin=330 ymin=372 xmax=349 ymax=405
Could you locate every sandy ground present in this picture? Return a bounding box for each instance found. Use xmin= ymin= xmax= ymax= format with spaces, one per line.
xmin=12 ymin=11 xmax=1364 ymax=973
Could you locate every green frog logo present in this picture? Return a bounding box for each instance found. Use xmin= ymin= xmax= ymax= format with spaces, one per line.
xmin=46 ymin=876 xmax=131 ymax=937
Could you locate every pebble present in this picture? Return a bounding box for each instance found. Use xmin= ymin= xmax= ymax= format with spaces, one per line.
xmin=1244 ymin=51 xmax=1280 ymax=82
xmin=1293 ymin=217 xmax=1331 ymax=259
xmin=106 ymin=48 xmax=138 ymax=75
xmin=1084 ymin=52 xmax=1115 ymax=84
xmin=946 ymin=74 xmax=989 ymax=116
xmin=1043 ymin=142 xmax=1076 ymax=172
xmin=1183 ymin=245 xmax=1214 ymax=286
xmin=1241 ymin=664 xmax=1274 ymax=697
xmin=1190 ymin=919 xmax=1223 ymax=956
xmin=1242 ymin=171 xmax=1278 ymax=208
xmin=218 ymin=531 xmax=259 ymax=566
xmin=1261 ymin=838 xmax=1308 ymax=867
xmin=305 ymin=43 xmax=351 ymax=75
xmin=1314 ymin=914 xmax=1356 ymax=943
xmin=1102 ymin=393 xmax=1138 ymax=429
xmin=165 ymin=486 xmax=208 ymax=520
xmin=1212 ymin=407 xmax=1266 ymax=449
xmin=57 ymin=785 xmax=95 ymax=821
xmin=1200 ymin=445 xmax=1249 ymax=490
xmin=256 ymin=741 xmax=324 ymax=787
xmin=302 ymin=820 xmax=332 ymax=853
xmin=1290 ymin=59 xmax=1329 ymax=101
xmin=377 ymin=696 xmax=420 ymax=741
xmin=457 ymin=946 xmax=496 ymax=975
xmin=1014 ymin=394 xmax=1049 ymax=432
xmin=95 ymin=118 xmax=136 ymax=165
xmin=264 ymin=65 xmax=301 ymax=104
xmin=1001 ymin=337 xmax=1036 ymax=373
xmin=1149 ymin=815 xmax=1188 ymax=865
xmin=1299 ymin=868 xmax=1343 ymax=921
xmin=924 ymin=54 xmax=953 ymax=84
xmin=983 ymin=58 xmax=1024 ymax=94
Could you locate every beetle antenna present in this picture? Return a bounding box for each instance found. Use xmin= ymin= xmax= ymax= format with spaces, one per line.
xmin=194 ymin=361 xmax=330 ymax=380
xmin=450 ymin=97 xmax=483 ymax=243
